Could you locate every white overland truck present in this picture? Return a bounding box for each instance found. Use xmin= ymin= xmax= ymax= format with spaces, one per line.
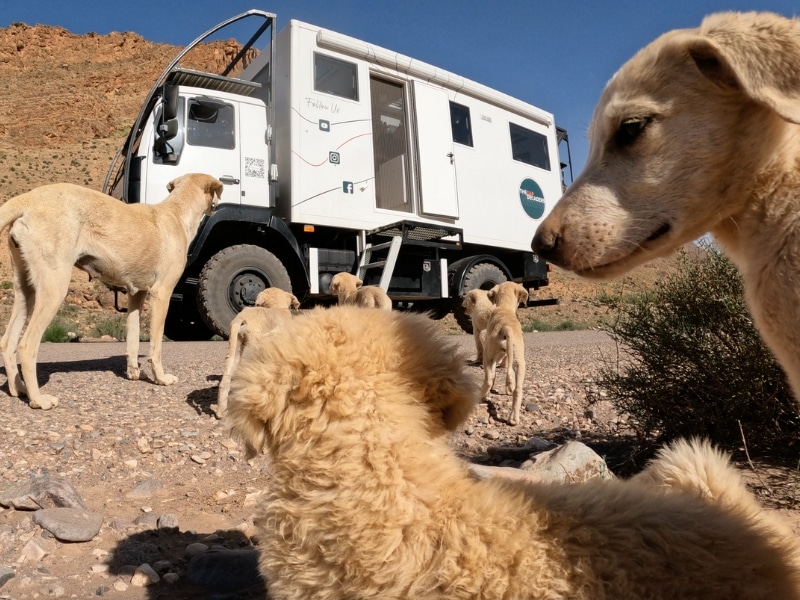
xmin=104 ymin=9 xmax=571 ymax=339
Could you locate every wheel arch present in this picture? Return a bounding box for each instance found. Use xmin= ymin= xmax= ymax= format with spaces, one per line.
xmin=187 ymin=205 xmax=310 ymax=299
xmin=448 ymin=254 xmax=512 ymax=298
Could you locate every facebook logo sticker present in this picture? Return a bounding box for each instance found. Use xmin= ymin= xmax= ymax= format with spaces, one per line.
xmin=343 ymin=181 xmax=354 ymax=194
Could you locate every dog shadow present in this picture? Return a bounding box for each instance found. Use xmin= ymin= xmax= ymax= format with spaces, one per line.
xmin=0 ymin=357 xmax=130 ymax=404
xmin=106 ymin=526 xmax=267 ymax=599
xmin=186 ymin=377 xmax=221 ymax=417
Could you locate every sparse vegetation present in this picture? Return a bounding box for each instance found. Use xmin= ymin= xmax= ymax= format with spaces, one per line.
xmin=593 ymin=245 xmax=800 ymax=453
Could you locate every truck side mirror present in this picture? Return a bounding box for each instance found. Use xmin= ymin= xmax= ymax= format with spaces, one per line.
xmin=154 ymin=118 xmax=179 ymax=163
xmin=163 ymin=83 xmax=179 ymax=121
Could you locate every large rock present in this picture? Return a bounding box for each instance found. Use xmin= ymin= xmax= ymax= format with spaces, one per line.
xmin=520 ymin=441 xmax=615 ymax=483
xmin=32 ymin=507 xmax=103 ymax=542
xmin=0 ymin=475 xmax=86 ymax=510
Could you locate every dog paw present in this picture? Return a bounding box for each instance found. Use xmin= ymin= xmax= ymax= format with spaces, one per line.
xmin=30 ymin=394 xmax=59 ymax=410
xmin=11 ymin=374 xmax=27 ymax=397
xmin=127 ymin=366 xmax=141 ymax=381
xmin=156 ymin=374 xmax=179 ymax=386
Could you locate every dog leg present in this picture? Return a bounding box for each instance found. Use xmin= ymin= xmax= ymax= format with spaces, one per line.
xmin=509 ymin=348 xmax=525 ymax=426
xmin=1 ymin=244 xmax=31 ymax=397
xmin=217 ymin=319 xmax=245 ymax=419
xmin=146 ymin=288 xmax=178 ymax=386
xmin=480 ymin=354 xmax=498 ymax=401
xmin=16 ymin=271 xmax=71 ymax=410
xmin=125 ymin=290 xmax=146 ymax=381
xmin=473 ymin=328 xmax=484 ymax=364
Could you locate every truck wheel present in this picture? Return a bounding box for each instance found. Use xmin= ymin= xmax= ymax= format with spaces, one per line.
xmin=452 ymin=262 xmax=507 ymax=334
xmin=197 ymin=244 xmax=292 ymax=338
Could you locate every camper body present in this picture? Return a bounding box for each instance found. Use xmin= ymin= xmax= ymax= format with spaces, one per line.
xmin=105 ymin=10 xmax=569 ymax=339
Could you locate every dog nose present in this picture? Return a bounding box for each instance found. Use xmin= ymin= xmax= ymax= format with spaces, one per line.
xmin=532 ymin=226 xmax=562 ymax=263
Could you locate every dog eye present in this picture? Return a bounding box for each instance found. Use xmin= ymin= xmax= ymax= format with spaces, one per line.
xmin=615 ymin=117 xmax=650 ymax=147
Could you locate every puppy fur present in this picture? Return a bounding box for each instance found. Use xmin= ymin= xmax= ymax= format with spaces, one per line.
xmin=227 ymin=306 xmax=800 ymax=600
xmin=0 ymin=173 xmax=221 ymax=410
xmin=329 ymin=272 xmax=392 ymax=310
xmin=481 ymin=282 xmax=529 ymax=424
xmin=215 ymin=288 xmax=299 ymax=420
xmin=531 ymin=11 xmax=800 ymax=404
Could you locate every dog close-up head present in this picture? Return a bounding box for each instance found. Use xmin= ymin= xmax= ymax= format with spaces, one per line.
xmin=461 ymin=289 xmax=488 ymax=316
xmin=225 ymin=306 xmax=477 ymax=459
xmin=532 ymin=11 xmax=800 ymax=279
xmin=329 ymin=271 xmax=363 ymax=296
xmin=167 ymin=173 xmax=223 ymax=213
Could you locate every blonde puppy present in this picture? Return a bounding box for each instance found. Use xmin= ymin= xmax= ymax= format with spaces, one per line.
xmin=215 ymin=288 xmax=299 ymax=419
xmin=329 ymin=272 xmax=392 ymax=310
xmin=481 ymin=282 xmax=529 ymax=425
xmin=531 ymin=11 xmax=800 ymax=407
xmin=226 ymin=307 xmax=800 ymax=600
xmin=462 ymin=289 xmax=495 ymax=363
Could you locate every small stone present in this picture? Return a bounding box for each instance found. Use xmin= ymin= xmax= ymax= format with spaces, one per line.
xmin=130 ymin=563 xmax=159 ymax=587
xmin=157 ymin=513 xmax=179 ymax=529
xmin=185 ymin=542 xmax=209 ymax=556
xmin=113 ymin=579 xmax=128 ymax=591
xmin=91 ymin=564 xmax=110 ymax=574
xmin=163 ymin=572 xmax=179 ymax=584
xmin=125 ymin=479 xmax=162 ymax=499
xmin=18 ymin=538 xmax=50 ymax=562
xmin=190 ymin=455 xmax=206 ymax=465
xmin=0 ymin=566 xmax=15 ymax=588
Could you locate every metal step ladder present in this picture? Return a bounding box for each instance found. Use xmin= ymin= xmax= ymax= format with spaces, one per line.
xmin=356 ymin=221 xmax=463 ymax=292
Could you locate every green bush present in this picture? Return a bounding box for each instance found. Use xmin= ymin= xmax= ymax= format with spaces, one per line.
xmin=594 ymin=245 xmax=800 ymax=453
xmin=42 ymin=319 xmax=73 ymax=343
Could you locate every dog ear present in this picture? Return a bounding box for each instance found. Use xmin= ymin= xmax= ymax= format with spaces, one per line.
xmin=689 ymin=12 xmax=800 ymax=124
xmin=166 ymin=177 xmax=179 ymax=192
xmin=206 ymin=177 xmax=224 ymax=200
xmin=487 ymin=286 xmax=498 ymax=303
xmin=290 ymin=294 xmax=300 ymax=310
xmin=516 ymin=284 xmax=529 ymax=307
xmin=354 ymin=276 xmax=363 ymax=289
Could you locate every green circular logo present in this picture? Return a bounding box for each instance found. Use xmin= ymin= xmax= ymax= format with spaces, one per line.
xmin=519 ymin=178 xmax=545 ymax=219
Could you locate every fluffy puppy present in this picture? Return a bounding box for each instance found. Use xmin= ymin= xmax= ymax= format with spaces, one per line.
xmin=329 ymin=272 xmax=392 ymax=310
xmin=227 ymin=307 xmax=800 ymax=600
xmin=482 ymin=282 xmax=529 ymax=424
xmin=215 ymin=288 xmax=299 ymax=419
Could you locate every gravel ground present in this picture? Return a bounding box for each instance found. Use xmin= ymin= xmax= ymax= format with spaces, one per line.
xmin=0 ymin=328 xmax=796 ymax=599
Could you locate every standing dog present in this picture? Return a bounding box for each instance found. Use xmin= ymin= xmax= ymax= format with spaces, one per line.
xmin=531 ymin=11 xmax=800 ymax=404
xmin=462 ymin=288 xmax=495 ymax=363
xmin=481 ymin=282 xmax=528 ymax=424
xmin=329 ymin=272 xmax=392 ymax=310
xmin=0 ymin=173 xmax=222 ymax=409
xmin=226 ymin=307 xmax=800 ymax=600
xmin=215 ymin=287 xmax=299 ymax=419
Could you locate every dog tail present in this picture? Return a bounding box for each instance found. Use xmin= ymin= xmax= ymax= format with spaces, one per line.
xmin=0 ymin=192 xmax=33 ymax=234
xmin=633 ymin=438 xmax=795 ymax=537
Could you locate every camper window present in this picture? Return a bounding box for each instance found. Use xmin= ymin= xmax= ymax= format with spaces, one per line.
xmin=509 ymin=123 xmax=550 ymax=171
xmin=314 ymin=53 xmax=359 ymax=101
xmin=449 ymin=102 xmax=473 ymax=147
xmin=187 ymin=99 xmax=235 ymax=150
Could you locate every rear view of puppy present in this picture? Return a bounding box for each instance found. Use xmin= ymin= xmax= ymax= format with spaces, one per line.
xmin=481 ymin=282 xmax=529 ymax=425
xmin=215 ymin=288 xmax=299 ymax=419
xmin=462 ymin=289 xmax=495 ymax=363
xmin=226 ymin=307 xmax=800 ymax=600
xmin=329 ymin=272 xmax=392 ymax=310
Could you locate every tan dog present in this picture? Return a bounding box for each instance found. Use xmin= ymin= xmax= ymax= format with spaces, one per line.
xmin=227 ymin=307 xmax=800 ymax=600
xmin=0 ymin=173 xmax=222 ymax=410
xmin=481 ymin=281 xmax=528 ymax=425
xmin=531 ymin=11 xmax=800 ymax=405
xmin=329 ymin=271 xmax=392 ymax=310
xmin=215 ymin=288 xmax=299 ymax=419
xmin=462 ymin=289 xmax=495 ymax=363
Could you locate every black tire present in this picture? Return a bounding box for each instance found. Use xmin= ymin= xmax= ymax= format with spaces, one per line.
xmin=197 ymin=244 xmax=292 ymax=338
xmin=452 ymin=262 xmax=507 ymax=334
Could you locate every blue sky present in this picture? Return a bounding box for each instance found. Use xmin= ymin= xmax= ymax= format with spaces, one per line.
xmin=4 ymin=1 xmax=800 ymax=177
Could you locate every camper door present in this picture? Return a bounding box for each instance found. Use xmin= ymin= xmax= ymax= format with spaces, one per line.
xmin=412 ymin=81 xmax=459 ymax=219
